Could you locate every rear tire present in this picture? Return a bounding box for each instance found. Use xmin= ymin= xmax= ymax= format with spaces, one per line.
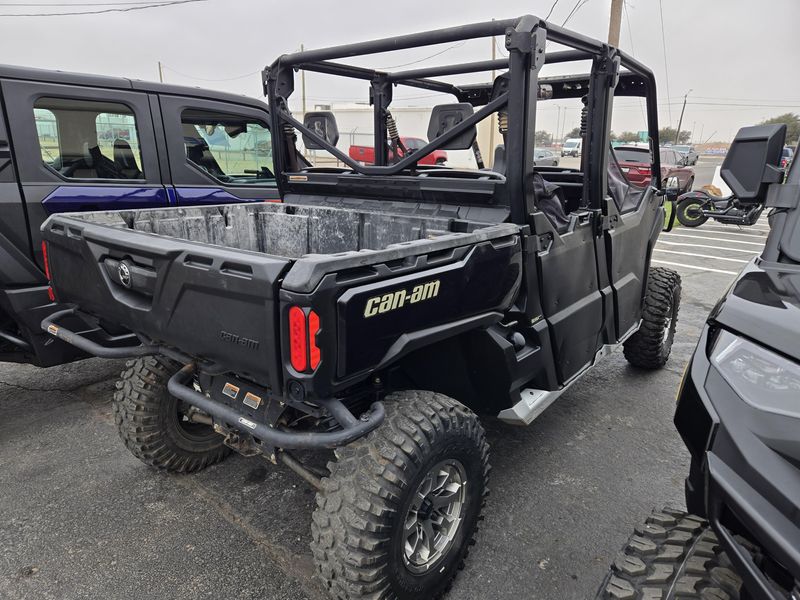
xmin=310 ymin=390 xmax=489 ymax=600
xmin=595 ymin=508 xmax=744 ymax=600
xmin=624 ymin=267 xmax=681 ymax=369
xmin=676 ymin=197 xmax=709 ymax=227
xmin=113 ymin=356 xmax=230 ymax=473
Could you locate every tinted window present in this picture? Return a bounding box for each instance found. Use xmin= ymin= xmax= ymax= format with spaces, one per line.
xmin=181 ymin=109 xmax=274 ymax=186
xmin=660 ymin=149 xmax=677 ymax=165
xmin=34 ymin=97 xmax=144 ymax=180
xmin=614 ymin=148 xmax=650 ymax=163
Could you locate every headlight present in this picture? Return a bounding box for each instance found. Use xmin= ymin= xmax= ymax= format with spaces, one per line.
xmin=711 ymin=330 xmax=800 ymax=417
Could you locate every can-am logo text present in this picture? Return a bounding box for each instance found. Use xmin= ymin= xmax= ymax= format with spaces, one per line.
xmin=363 ymin=280 xmax=440 ymax=318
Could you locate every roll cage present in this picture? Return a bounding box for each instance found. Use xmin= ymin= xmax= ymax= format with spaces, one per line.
xmin=262 ymin=14 xmax=660 ymax=225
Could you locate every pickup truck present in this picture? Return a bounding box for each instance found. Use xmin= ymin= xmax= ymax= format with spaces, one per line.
xmin=42 ymin=16 xmax=680 ymax=600
xmin=349 ymin=136 xmax=448 ymax=165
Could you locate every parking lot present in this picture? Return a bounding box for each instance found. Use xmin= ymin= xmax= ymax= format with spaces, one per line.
xmin=0 ymin=153 xmax=769 ymax=600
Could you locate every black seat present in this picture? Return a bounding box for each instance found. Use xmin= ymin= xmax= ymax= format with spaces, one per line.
xmin=183 ymin=124 xmax=227 ymax=179
xmin=113 ymin=139 xmax=143 ymax=179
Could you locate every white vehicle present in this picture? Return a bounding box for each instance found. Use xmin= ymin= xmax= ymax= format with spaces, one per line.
xmin=561 ymin=137 xmax=582 ymax=156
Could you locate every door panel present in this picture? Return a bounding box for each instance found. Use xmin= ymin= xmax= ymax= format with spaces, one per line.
xmin=533 ymin=212 xmax=604 ymax=383
xmin=1 ymin=79 xmax=166 ymax=268
xmin=605 ymin=187 xmax=662 ymax=339
xmin=157 ymin=95 xmax=280 ymax=204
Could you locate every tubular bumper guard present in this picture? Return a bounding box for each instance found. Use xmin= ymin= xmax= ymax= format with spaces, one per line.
xmin=42 ymin=308 xmax=385 ymax=450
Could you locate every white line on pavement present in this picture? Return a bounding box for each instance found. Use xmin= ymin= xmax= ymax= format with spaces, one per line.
xmin=661 ymin=232 xmax=765 ymax=246
xmin=656 ymin=240 xmax=759 ymax=254
xmin=653 ymin=248 xmax=749 ymax=263
xmin=688 ymin=227 xmax=768 ymax=239
xmin=652 ymin=259 xmax=738 ymax=275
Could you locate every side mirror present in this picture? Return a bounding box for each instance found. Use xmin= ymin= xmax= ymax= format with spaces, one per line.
xmin=721 ymin=124 xmax=786 ymax=203
xmin=302 ymin=111 xmax=339 ymax=150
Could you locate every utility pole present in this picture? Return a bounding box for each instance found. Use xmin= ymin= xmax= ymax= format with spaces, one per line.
xmin=158 ymin=61 xmax=164 ymax=83
xmin=608 ymin=0 xmax=624 ymax=46
xmin=300 ymin=44 xmax=307 ymax=115
xmin=674 ymin=89 xmax=692 ymax=144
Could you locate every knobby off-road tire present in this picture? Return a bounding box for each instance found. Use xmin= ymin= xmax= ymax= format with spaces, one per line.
xmin=113 ymin=356 xmax=230 ymax=473
xmin=676 ymin=197 xmax=709 ymax=227
xmin=624 ymin=267 xmax=682 ymax=369
xmin=596 ymin=508 xmax=744 ymax=600
xmin=311 ymin=391 xmax=490 ymax=600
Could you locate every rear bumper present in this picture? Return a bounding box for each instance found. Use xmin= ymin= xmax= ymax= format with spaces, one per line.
xmin=42 ymin=310 xmax=386 ymax=451
xmin=675 ymin=327 xmax=800 ymax=599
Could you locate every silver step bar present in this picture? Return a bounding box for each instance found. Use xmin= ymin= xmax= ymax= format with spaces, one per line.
xmin=498 ymin=323 xmax=639 ymax=425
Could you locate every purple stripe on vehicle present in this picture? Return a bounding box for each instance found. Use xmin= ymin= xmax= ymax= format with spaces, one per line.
xmin=174 ymin=187 xmax=244 ymax=205
xmin=42 ymin=186 xmax=169 ymax=214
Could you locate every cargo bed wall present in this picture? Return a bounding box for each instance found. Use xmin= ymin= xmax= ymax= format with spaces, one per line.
xmin=75 ymin=203 xmax=459 ymax=258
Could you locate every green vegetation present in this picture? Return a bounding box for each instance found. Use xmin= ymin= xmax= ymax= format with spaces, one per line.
xmin=760 ymin=112 xmax=800 ymax=144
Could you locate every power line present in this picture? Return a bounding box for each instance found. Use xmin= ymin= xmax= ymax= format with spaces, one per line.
xmin=657 ymin=0 xmax=672 ymax=126
xmin=161 ymin=64 xmax=260 ymax=82
xmin=621 ymin=0 xmax=646 ymax=123
xmin=0 ymin=1 xmax=187 ymax=4
xmin=544 ymin=0 xmax=562 ymax=20
xmin=376 ymin=41 xmax=467 ymax=70
xmin=0 ymin=0 xmax=207 ymax=16
xmin=562 ymin=0 xmax=590 ymax=26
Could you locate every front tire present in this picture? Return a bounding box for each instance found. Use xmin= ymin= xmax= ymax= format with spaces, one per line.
xmin=624 ymin=267 xmax=681 ymax=369
xmin=311 ymin=391 xmax=489 ymax=600
xmin=113 ymin=356 xmax=230 ymax=473
xmin=595 ymin=508 xmax=744 ymax=599
xmin=676 ymin=197 xmax=709 ymax=227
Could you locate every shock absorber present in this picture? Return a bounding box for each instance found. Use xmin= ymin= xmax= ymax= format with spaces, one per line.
xmin=385 ymin=111 xmax=407 ymax=163
xmin=498 ymin=111 xmax=509 ymax=135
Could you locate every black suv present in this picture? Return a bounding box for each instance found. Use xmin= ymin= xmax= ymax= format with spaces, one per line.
xmin=0 ymin=65 xmax=279 ymax=368
xmin=597 ymin=125 xmax=800 ymax=600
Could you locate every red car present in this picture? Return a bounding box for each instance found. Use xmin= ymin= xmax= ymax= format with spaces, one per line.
xmin=349 ymin=136 xmax=447 ymax=166
xmin=613 ymin=145 xmax=695 ymax=192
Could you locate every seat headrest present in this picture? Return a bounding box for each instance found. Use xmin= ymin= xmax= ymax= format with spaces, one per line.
xmin=427 ymin=103 xmax=477 ymax=150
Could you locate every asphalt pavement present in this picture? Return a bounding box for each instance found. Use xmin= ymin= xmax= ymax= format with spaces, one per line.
xmin=0 ymin=155 xmax=765 ymax=600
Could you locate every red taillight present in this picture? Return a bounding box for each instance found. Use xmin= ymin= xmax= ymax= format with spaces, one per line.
xmin=288 ymin=307 xmax=323 ymax=373
xmin=41 ymin=240 xmax=56 ymax=302
xmin=288 ymin=306 xmax=307 ymax=372
xmin=308 ymin=310 xmax=321 ymax=370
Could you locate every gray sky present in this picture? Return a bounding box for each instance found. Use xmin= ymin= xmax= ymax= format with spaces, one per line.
xmin=2 ymin=0 xmax=798 ymax=143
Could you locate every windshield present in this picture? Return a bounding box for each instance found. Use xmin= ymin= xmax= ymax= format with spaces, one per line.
xmin=614 ymin=148 xmax=650 ymax=163
xmin=564 ymin=140 xmax=579 ymax=148
xmin=673 ymin=145 xmax=690 ymax=153
xmin=783 ymin=147 xmax=794 ymax=158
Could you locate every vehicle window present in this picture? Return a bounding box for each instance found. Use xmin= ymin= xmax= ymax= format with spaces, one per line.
xmin=181 ymin=109 xmax=274 ymax=186
xmin=33 ymin=97 xmax=144 ymax=180
xmin=405 ymin=138 xmax=424 ymax=150
xmin=614 ymin=148 xmax=650 ymax=163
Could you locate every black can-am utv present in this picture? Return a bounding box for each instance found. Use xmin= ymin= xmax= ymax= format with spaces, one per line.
xmin=41 ymin=15 xmax=680 ymax=599
xmin=596 ymin=125 xmax=800 ymax=600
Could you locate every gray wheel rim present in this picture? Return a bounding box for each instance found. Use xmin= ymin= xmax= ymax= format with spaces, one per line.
xmin=402 ymin=459 xmax=467 ymax=574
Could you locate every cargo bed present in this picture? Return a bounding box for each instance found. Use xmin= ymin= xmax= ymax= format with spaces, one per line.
xmin=41 ymin=198 xmax=521 ymax=394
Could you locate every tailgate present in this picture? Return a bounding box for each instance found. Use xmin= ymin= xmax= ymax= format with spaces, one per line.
xmin=42 ymin=215 xmax=290 ymax=386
